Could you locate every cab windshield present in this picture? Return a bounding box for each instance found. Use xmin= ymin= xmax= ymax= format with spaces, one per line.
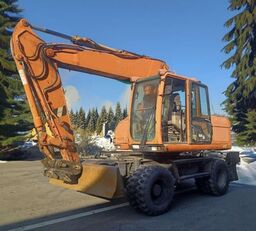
xmin=131 ymin=78 xmax=159 ymax=141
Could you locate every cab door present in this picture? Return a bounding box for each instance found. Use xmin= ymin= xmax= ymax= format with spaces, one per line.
xmin=190 ymin=83 xmax=212 ymax=143
xmin=162 ymin=77 xmax=186 ymax=143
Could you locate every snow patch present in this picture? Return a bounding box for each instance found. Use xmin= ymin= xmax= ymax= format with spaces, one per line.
xmin=237 ymin=160 xmax=256 ymax=186
xmin=229 ymin=146 xmax=256 ymax=186
xmin=78 ymin=133 xmax=116 ymax=157
xmin=91 ymin=135 xmax=115 ymax=152
xmin=229 ymin=146 xmax=245 ymax=152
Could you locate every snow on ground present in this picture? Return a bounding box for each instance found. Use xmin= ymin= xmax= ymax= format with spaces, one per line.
xmin=92 ymin=135 xmax=115 ymax=151
xmin=0 ymin=160 xmax=7 ymax=163
xmin=237 ymin=160 xmax=256 ymax=186
xmin=229 ymin=146 xmax=245 ymax=152
xmin=229 ymin=146 xmax=256 ymax=154
xmin=87 ymin=136 xmax=115 ymax=151
xmin=229 ymin=146 xmax=256 ymax=186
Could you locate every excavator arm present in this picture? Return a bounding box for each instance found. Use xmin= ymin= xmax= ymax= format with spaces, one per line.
xmin=10 ymin=19 xmax=168 ymax=183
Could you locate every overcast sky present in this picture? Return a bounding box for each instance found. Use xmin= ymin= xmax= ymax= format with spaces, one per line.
xmin=18 ymin=0 xmax=234 ymax=114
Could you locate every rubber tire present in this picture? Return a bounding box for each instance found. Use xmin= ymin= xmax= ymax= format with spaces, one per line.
xmin=127 ymin=166 xmax=174 ymax=216
xmin=195 ymin=159 xmax=229 ymax=196
xmin=126 ymin=170 xmax=140 ymax=210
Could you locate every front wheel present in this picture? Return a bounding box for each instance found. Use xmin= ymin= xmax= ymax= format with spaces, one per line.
xmin=127 ymin=166 xmax=175 ymax=216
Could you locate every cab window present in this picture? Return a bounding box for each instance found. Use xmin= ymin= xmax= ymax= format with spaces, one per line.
xmin=162 ymin=78 xmax=186 ymax=143
xmin=191 ymin=83 xmax=212 ymax=143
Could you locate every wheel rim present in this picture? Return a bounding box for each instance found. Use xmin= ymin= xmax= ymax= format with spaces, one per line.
xmin=151 ymin=179 xmax=170 ymax=205
xmin=152 ymin=183 xmax=162 ymax=197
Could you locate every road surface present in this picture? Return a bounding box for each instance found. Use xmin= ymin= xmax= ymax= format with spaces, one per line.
xmin=0 ymin=160 xmax=255 ymax=231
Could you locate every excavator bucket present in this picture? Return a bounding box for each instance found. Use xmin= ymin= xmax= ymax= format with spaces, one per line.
xmin=49 ymin=163 xmax=125 ymax=199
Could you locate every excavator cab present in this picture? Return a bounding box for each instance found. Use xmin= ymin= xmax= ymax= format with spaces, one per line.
xmin=128 ymin=74 xmax=216 ymax=151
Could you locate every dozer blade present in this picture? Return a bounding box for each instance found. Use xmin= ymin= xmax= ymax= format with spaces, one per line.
xmin=49 ymin=163 xmax=125 ymax=199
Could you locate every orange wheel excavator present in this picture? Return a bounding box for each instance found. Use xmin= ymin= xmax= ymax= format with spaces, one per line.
xmin=10 ymin=19 xmax=239 ymax=216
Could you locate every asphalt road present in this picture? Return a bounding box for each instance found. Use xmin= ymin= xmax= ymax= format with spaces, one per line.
xmin=0 ymin=160 xmax=256 ymax=231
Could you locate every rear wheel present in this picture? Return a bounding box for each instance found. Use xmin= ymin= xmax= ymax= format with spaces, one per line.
xmin=127 ymin=166 xmax=175 ymax=216
xmin=195 ymin=159 xmax=229 ymax=196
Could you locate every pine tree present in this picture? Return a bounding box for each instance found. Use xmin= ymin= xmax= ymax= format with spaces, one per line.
xmin=85 ymin=109 xmax=91 ymax=129
xmin=106 ymin=106 xmax=115 ymax=131
xmin=96 ymin=106 xmax=108 ymax=135
xmin=69 ymin=109 xmax=75 ymax=126
xmin=86 ymin=108 xmax=98 ymax=133
xmin=87 ymin=116 xmax=95 ymax=134
xmin=122 ymin=107 xmax=128 ymax=118
xmin=0 ymin=0 xmax=33 ymax=147
xmin=236 ymin=110 xmax=256 ymax=145
xmin=92 ymin=108 xmax=99 ymax=132
xmin=114 ymin=102 xmax=122 ymax=128
xmin=73 ymin=110 xmax=79 ymax=128
xmin=77 ymin=107 xmax=86 ymax=129
xmin=222 ymin=0 xmax=256 ymax=145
